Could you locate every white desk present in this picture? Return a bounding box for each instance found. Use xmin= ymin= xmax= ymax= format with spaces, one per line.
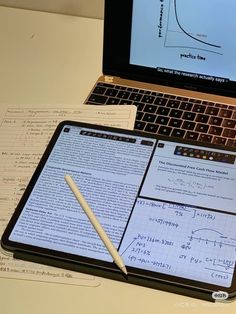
xmin=0 ymin=6 xmax=235 ymax=314
xmin=0 ymin=6 xmax=102 ymax=105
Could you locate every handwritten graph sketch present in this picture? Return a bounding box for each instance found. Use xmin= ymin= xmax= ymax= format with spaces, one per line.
xmin=120 ymin=199 xmax=236 ymax=287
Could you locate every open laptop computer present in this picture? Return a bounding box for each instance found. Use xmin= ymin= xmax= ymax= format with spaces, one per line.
xmin=85 ymin=0 xmax=236 ymax=148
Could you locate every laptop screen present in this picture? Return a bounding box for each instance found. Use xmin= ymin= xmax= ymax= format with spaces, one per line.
xmin=103 ymin=0 xmax=236 ymax=97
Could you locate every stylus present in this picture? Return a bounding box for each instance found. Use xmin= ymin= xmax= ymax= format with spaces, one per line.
xmin=64 ymin=174 xmax=128 ymax=275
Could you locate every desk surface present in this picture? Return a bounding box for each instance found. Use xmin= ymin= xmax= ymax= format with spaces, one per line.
xmin=0 ymin=6 xmax=235 ymax=314
xmin=0 ymin=6 xmax=102 ymax=105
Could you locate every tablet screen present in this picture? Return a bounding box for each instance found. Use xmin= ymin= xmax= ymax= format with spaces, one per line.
xmin=2 ymin=122 xmax=236 ymax=294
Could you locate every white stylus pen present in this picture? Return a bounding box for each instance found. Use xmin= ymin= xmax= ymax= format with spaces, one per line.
xmin=64 ymin=175 xmax=128 ymax=275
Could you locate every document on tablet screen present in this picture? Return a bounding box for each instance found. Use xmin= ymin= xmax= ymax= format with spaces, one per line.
xmin=9 ymin=125 xmax=156 ymax=260
xmin=7 ymin=124 xmax=236 ymax=289
xmin=141 ymin=141 xmax=236 ymax=213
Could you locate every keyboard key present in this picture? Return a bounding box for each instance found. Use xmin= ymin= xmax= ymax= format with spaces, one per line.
xmin=213 ymin=137 xmax=227 ymax=145
xmin=171 ymin=128 xmax=186 ymax=138
xmin=129 ymin=93 xmax=142 ymax=102
xmin=222 ymin=128 xmax=236 ymax=138
xmin=143 ymin=113 xmax=156 ymax=123
xmin=219 ymin=109 xmax=233 ymax=118
xmin=88 ymin=94 xmax=108 ymax=104
xmin=154 ymin=97 xmax=168 ymax=106
xmin=136 ymin=111 xmax=144 ymax=120
xmin=195 ymin=114 xmax=209 ymax=123
xmin=199 ymin=134 xmax=213 ymax=143
xmin=182 ymin=121 xmax=196 ymax=130
xmin=169 ymin=118 xmax=182 ymax=128
xmin=105 ymin=88 xmax=118 ymax=97
xmin=93 ymin=86 xmax=106 ymax=94
xmin=144 ymin=104 xmax=158 ymax=113
xmin=107 ymin=97 xmax=119 ymax=105
xmin=143 ymin=90 xmax=152 ymax=95
xmin=166 ymin=100 xmax=180 ymax=108
xmin=182 ymin=112 xmax=196 ymax=121
xmin=177 ymin=96 xmax=188 ymax=101
xmin=164 ymin=94 xmax=174 ymax=99
xmin=169 ymin=109 xmax=183 ymax=118
xmin=209 ymin=116 xmax=223 ymax=126
xmin=156 ymin=116 xmax=169 ymax=125
xmin=185 ymin=131 xmax=199 ymax=141
xmin=226 ymin=139 xmax=236 ymax=147
xmin=215 ymin=103 xmax=228 ymax=108
xmin=141 ymin=95 xmax=155 ymax=103
xmin=135 ymin=121 xmax=146 ymax=130
xmin=158 ymin=126 xmax=172 ymax=136
xmin=189 ymin=98 xmax=201 ymax=104
xmin=209 ymin=126 xmax=223 ymax=136
xmin=202 ymin=100 xmax=214 ymax=106
xmin=157 ymin=106 xmax=170 ymax=116
xmin=205 ymin=107 xmax=219 ymax=116
xmin=117 ymin=91 xmax=130 ymax=99
xmin=179 ymin=102 xmax=193 ymax=111
xmin=151 ymin=91 xmax=163 ymax=97
xmin=145 ymin=123 xmax=159 ymax=133
xmin=115 ymin=85 xmax=126 ymax=90
xmin=222 ymin=119 xmax=236 ymax=128
xmin=192 ymin=104 xmax=206 ymax=113
xmin=195 ymin=123 xmax=209 ymax=133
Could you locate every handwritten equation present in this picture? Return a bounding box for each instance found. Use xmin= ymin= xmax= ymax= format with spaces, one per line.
xmin=120 ymin=198 xmax=236 ymax=287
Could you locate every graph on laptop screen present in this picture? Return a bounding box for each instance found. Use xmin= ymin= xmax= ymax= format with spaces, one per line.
xmin=130 ymin=0 xmax=235 ymax=83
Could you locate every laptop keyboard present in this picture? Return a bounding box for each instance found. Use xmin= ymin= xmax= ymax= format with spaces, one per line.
xmin=85 ymin=82 xmax=236 ymax=148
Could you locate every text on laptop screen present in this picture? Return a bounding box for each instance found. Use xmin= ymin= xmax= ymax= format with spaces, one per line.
xmin=130 ymin=0 xmax=236 ymax=85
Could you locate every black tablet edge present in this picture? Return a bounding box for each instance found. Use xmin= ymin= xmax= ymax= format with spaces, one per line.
xmin=14 ymin=250 xmax=215 ymax=302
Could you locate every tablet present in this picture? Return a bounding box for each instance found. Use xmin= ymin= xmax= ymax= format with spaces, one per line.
xmin=1 ymin=121 xmax=236 ymax=302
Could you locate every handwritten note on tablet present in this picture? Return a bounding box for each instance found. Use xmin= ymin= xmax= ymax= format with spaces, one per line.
xmin=0 ymin=104 xmax=136 ymax=285
xmin=120 ymin=198 xmax=236 ymax=287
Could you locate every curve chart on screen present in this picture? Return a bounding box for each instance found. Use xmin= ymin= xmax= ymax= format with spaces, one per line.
xmin=130 ymin=0 xmax=236 ymax=80
xmin=164 ymin=0 xmax=222 ymax=55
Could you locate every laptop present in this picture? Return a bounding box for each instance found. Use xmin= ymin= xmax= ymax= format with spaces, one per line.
xmin=85 ymin=0 xmax=236 ymax=148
